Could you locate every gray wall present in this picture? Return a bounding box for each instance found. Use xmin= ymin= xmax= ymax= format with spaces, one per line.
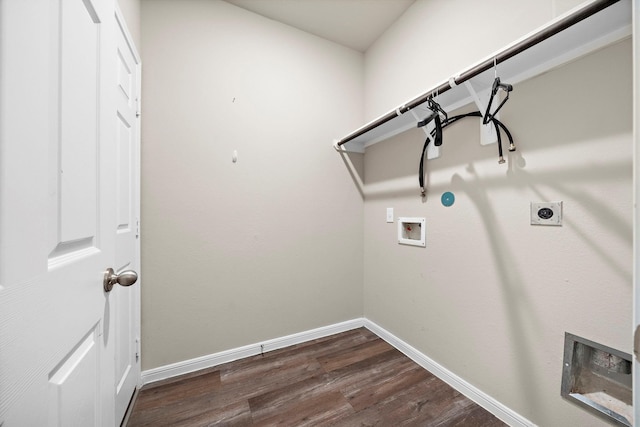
xmin=140 ymin=0 xmax=365 ymax=370
xmin=362 ymin=1 xmax=632 ymax=425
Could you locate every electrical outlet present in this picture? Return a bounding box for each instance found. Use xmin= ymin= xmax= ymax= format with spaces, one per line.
xmin=531 ymin=201 xmax=562 ymax=226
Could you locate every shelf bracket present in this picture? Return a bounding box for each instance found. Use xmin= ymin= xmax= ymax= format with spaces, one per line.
xmin=409 ymin=109 xmax=441 ymax=160
xmin=462 ymin=80 xmax=498 ymax=145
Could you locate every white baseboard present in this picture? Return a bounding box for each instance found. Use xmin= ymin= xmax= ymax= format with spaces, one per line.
xmin=362 ymin=319 xmax=536 ymax=427
xmin=141 ymin=317 xmax=534 ymax=427
xmin=140 ymin=318 xmax=366 ymax=386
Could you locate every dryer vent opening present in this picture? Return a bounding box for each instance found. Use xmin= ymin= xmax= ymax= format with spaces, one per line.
xmin=561 ymin=333 xmax=632 ymax=426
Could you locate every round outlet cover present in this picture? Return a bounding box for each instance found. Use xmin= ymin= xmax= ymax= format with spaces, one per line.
xmin=441 ymin=191 xmax=455 ymax=207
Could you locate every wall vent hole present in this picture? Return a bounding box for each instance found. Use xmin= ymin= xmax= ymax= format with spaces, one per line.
xmin=561 ymin=333 xmax=632 ymax=426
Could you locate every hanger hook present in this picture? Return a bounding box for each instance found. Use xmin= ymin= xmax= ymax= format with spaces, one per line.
xmin=494 ymin=57 xmax=498 ymax=79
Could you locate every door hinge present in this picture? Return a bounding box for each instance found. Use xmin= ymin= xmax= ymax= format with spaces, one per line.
xmin=135 ymin=337 xmax=140 ymax=363
xmin=135 ymin=218 xmax=140 ymax=239
xmin=136 ymin=97 xmax=141 ymax=118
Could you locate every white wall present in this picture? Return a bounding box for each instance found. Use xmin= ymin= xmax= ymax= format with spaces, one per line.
xmin=364 ymin=0 xmax=585 ymax=121
xmin=140 ymin=0 xmax=365 ymax=370
xmin=362 ymin=1 xmax=632 ymax=425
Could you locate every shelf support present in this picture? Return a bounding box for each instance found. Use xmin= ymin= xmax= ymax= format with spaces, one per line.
xmin=333 ymin=139 xmax=364 ymax=154
xmin=462 ymin=80 xmax=498 ymax=145
xmin=409 ymin=110 xmax=441 ymax=160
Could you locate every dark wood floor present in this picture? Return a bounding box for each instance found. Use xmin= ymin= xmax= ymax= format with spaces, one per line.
xmin=126 ymin=328 xmax=506 ymax=426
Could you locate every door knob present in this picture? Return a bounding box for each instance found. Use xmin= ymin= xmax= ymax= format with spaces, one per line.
xmin=103 ymin=268 xmax=138 ymax=292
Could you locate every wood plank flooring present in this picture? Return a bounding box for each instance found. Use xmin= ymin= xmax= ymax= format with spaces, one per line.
xmin=126 ymin=328 xmax=506 ymax=426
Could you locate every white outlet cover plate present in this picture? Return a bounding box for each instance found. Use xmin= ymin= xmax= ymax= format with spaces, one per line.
xmin=531 ymin=201 xmax=562 ymax=225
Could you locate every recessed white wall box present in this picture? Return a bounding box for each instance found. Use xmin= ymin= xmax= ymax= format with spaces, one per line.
xmin=398 ymin=217 xmax=425 ymax=247
xmin=530 ymin=201 xmax=562 ymax=225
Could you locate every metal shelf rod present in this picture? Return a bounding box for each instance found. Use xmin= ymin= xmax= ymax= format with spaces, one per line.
xmin=336 ymin=0 xmax=619 ymax=147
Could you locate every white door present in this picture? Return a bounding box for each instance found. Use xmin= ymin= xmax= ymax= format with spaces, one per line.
xmin=113 ymin=8 xmax=142 ymax=423
xmin=634 ymin=1 xmax=640 ymax=423
xmin=0 ymin=0 xmax=139 ymax=425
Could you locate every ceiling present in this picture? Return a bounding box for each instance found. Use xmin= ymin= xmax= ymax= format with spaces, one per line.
xmin=223 ymin=0 xmax=416 ymax=52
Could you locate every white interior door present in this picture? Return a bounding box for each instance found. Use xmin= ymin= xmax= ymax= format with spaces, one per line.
xmin=0 ymin=0 xmax=135 ymax=425
xmin=113 ymin=8 xmax=142 ymax=423
xmin=634 ymin=0 xmax=640 ymax=423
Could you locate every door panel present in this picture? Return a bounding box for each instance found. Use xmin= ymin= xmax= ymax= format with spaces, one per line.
xmin=50 ymin=0 xmax=100 ymax=264
xmin=116 ymin=111 xmax=134 ymax=263
xmin=48 ymin=327 xmax=100 ymax=427
xmin=117 ymin=115 xmax=132 ymax=233
xmin=57 ymin=0 xmax=99 ymax=247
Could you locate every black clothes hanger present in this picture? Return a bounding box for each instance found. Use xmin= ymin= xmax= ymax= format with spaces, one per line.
xmin=483 ymin=74 xmax=515 ymax=163
xmin=417 ymin=97 xmax=447 ymax=146
xmin=417 ymin=97 xmax=448 ymax=196
xmin=482 ymin=76 xmax=513 ymax=125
